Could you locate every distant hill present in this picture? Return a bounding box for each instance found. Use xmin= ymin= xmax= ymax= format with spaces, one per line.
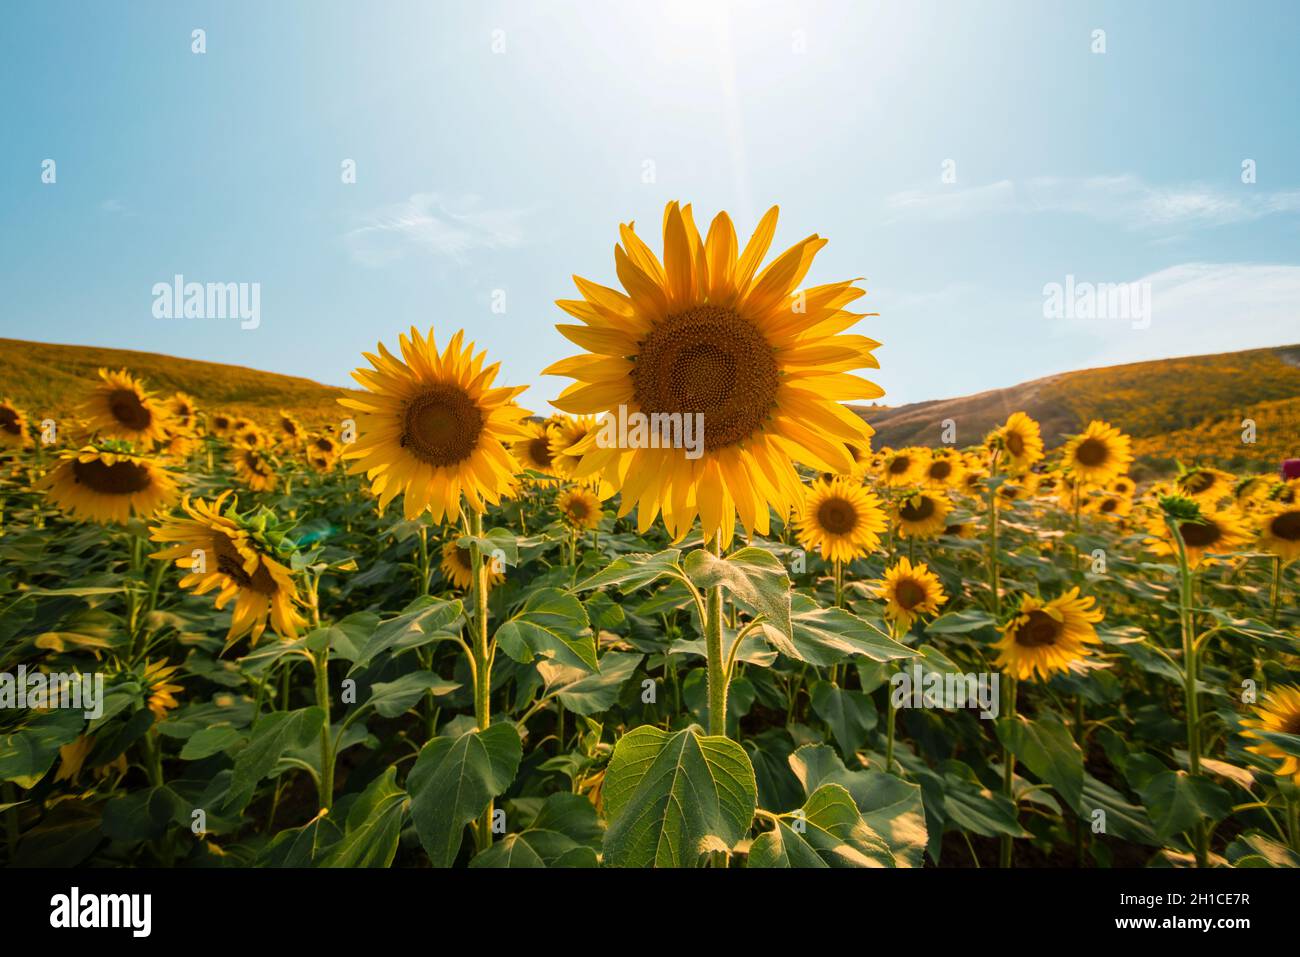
xmin=854 ymin=344 xmax=1300 ymax=471
xmin=0 ymin=338 xmax=358 ymax=429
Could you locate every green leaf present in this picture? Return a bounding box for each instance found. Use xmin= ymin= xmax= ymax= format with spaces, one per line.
xmin=538 ymin=651 xmax=644 ymax=716
xmin=1139 ymin=770 xmax=1233 ymax=841
xmin=469 ymin=796 xmax=602 ymax=869
xmin=322 ymin=767 xmax=408 ymax=867
xmin=749 ymin=783 xmax=895 ymax=867
xmin=259 ymin=815 xmax=343 ymax=867
xmin=365 ymin=671 xmax=460 ymax=719
xmin=995 ymin=714 xmax=1084 ymax=812
xmin=574 ymin=548 xmax=684 ymax=593
xmin=809 ymin=681 xmax=876 ymax=758
xmin=683 ymin=546 xmax=792 ymax=643
xmin=602 ymin=724 xmax=757 ymax=868
xmin=457 ymin=527 xmax=520 ymax=568
xmin=408 ymin=724 xmax=522 ymax=867
xmin=102 ymin=786 xmax=185 ymax=841
xmin=761 ymin=596 xmax=915 ymax=667
xmin=348 ymin=597 xmax=465 ymax=674
xmin=223 ymin=707 xmax=325 ymax=812
xmin=496 ymin=588 xmax=596 ymax=672
xmin=1081 ymin=773 xmax=1160 ymax=846
xmin=179 ymin=726 xmax=245 ymax=761
xmin=925 ymin=609 xmax=997 ymax=635
xmin=0 ymin=709 xmax=83 ymax=788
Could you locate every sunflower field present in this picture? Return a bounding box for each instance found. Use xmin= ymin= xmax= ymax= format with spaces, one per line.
xmin=2 ymin=203 xmax=1299 ymax=871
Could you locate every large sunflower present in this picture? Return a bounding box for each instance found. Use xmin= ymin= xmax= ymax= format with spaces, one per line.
xmin=341 ymin=328 xmax=530 ymax=522
xmin=543 ymin=202 xmax=881 ymax=547
xmin=993 ymin=588 xmax=1103 ymax=681
xmin=149 ymin=493 xmax=306 ymax=647
xmin=1061 ymin=420 xmax=1132 ymax=486
xmin=440 ymin=540 xmax=505 ymax=591
xmin=38 ymin=445 xmax=178 ymax=524
xmin=1256 ymin=502 xmax=1300 ymax=563
xmin=873 ymin=556 xmax=947 ymax=630
xmin=557 ymin=485 xmax=603 ymax=530
xmin=0 ymin=398 xmax=32 ymax=449
xmin=81 ymin=368 xmax=169 ymax=444
xmin=1241 ymin=686 xmax=1300 ymax=783
xmin=796 ymin=476 xmax=886 ymax=564
xmin=892 ymin=489 xmax=950 ymax=540
xmin=1175 ymin=466 xmax=1235 ymax=505
xmin=986 ymin=412 xmax=1044 ymax=472
xmin=1146 ymin=507 xmax=1251 ymax=568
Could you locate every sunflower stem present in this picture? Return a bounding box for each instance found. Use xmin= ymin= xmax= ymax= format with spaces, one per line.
xmin=1268 ymin=555 xmax=1282 ymax=626
xmin=705 ymin=535 xmax=729 ymax=738
xmin=467 ymin=507 xmax=495 ymax=849
xmin=313 ymin=646 xmax=334 ymax=812
xmin=986 ymin=450 xmax=1002 ymax=617
xmin=999 ymin=675 xmax=1018 ymax=867
xmin=416 ymin=521 xmax=430 ymax=596
xmin=1167 ymin=515 xmax=1209 ymax=868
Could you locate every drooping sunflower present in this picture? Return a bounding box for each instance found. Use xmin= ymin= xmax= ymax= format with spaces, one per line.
xmin=892 ymin=489 xmax=950 ymax=540
xmin=142 ymin=659 xmax=184 ymax=720
xmin=37 ymin=444 xmax=178 ymax=524
xmin=341 ymin=328 xmax=530 ymax=522
xmin=922 ymin=448 xmax=966 ymax=489
xmin=512 ymin=420 xmax=561 ymax=482
xmin=0 ymin=398 xmax=33 ymax=449
xmin=557 ymin=485 xmax=603 ymax=530
xmin=1175 ymin=466 xmax=1235 ymax=505
xmin=232 ymin=446 xmax=278 ymax=493
xmin=80 ymin=368 xmax=169 ymax=444
xmin=1256 ymin=502 xmax=1300 ymax=563
xmin=543 ymin=202 xmax=882 ymax=547
xmin=1145 ymin=507 xmax=1251 ymax=568
xmin=1060 ymin=420 xmax=1133 ymax=486
xmin=878 ymin=447 xmax=926 ymax=488
xmin=306 ymin=432 xmax=340 ymax=471
xmin=873 ymin=556 xmax=947 ymax=630
xmin=1241 ymin=686 xmax=1300 ymax=783
xmin=986 ymin=412 xmax=1044 ymax=472
xmin=439 ymin=540 xmax=505 ymax=591
xmin=149 ymin=493 xmax=307 ymax=647
xmin=993 ymin=588 xmax=1104 ymax=681
xmin=796 ymin=476 xmax=887 ymax=564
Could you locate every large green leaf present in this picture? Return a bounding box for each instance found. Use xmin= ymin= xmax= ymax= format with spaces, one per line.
xmin=809 ymin=681 xmax=877 ymax=758
xmin=223 ymin=707 xmax=325 ymax=812
xmin=761 ymin=597 xmax=915 ymax=667
xmin=537 ymin=651 xmax=643 ymax=716
xmin=995 ymin=714 xmax=1084 ymax=812
xmin=322 ymin=767 xmax=408 ymax=867
xmin=469 ymin=796 xmax=601 ymax=868
xmin=408 ymin=723 xmax=522 ymax=867
xmin=1139 ymin=770 xmax=1233 ymax=841
xmin=602 ymin=724 xmax=757 ymax=867
xmin=496 ymin=588 xmax=596 ymax=672
xmin=749 ymin=783 xmax=895 ymax=867
xmin=0 ymin=709 xmax=83 ymax=788
xmin=574 ymin=549 xmax=684 ymax=593
xmin=683 ymin=547 xmax=792 ymax=644
xmin=348 ymin=597 xmax=465 ymax=674
xmin=365 ymin=671 xmax=460 ymax=718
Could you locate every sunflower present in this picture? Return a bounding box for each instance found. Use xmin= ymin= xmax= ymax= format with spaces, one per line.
xmin=1085 ymin=490 xmax=1133 ymax=519
xmin=80 ymin=368 xmax=169 ymax=444
xmin=55 ymin=735 xmax=126 ymax=783
xmin=341 ymin=328 xmax=530 ymax=523
xmin=960 ymin=466 xmax=988 ymax=498
xmin=306 ymin=433 xmax=340 ymax=470
xmin=557 ymin=486 xmax=603 ymax=530
xmin=208 ymin=411 xmax=235 ymax=436
xmin=873 ymin=557 xmax=947 ymax=630
xmin=548 ymin=415 xmax=599 ymax=479
xmin=232 ymin=446 xmax=278 ymax=492
xmin=232 ymin=422 xmax=266 ymax=449
xmin=986 ymin=412 xmax=1044 ymax=472
xmin=878 ymin=447 xmax=926 ymax=488
xmin=149 ymin=494 xmax=307 ymax=647
xmin=1109 ymin=475 xmax=1135 ymax=498
xmin=796 ymin=476 xmax=887 ymax=564
xmin=142 ymin=660 xmax=183 ymax=720
xmin=1175 ymin=466 xmax=1235 ymax=505
xmin=37 ymin=444 xmax=178 ymax=524
xmin=1059 ymin=420 xmax=1132 ymax=486
xmin=943 ymin=519 xmax=979 ymax=539
xmin=1033 ymin=470 xmax=1063 ymax=499
xmin=512 ymin=420 xmax=561 ymax=481
xmin=439 ymin=540 xmax=505 ymax=591
xmin=275 ymin=410 xmax=305 ymax=446
xmin=0 ymin=398 xmax=33 ymax=449
xmin=1256 ymin=503 xmax=1300 ymax=563
xmin=923 ymin=448 xmax=966 ymax=489
xmin=995 ymin=476 xmax=1033 ymax=504
xmin=1241 ymin=686 xmax=1300 ymax=783
xmin=1145 ymin=507 xmax=1251 ymax=568
xmin=1269 ymin=478 xmax=1300 ymax=507
xmin=543 ymin=201 xmax=881 ymax=547
xmin=892 ymin=489 xmax=950 ymax=540
xmin=993 ymin=588 xmax=1104 ymax=681
xmin=166 ymin=392 xmax=199 ymax=434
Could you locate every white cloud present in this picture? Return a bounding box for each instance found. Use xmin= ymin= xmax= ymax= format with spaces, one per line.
xmin=346 ymin=193 xmax=529 ymax=266
xmin=884 ymin=180 xmax=1016 ymax=221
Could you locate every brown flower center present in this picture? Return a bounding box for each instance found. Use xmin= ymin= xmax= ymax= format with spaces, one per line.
xmin=928 ymin=460 xmax=952 ymax=481
xmin=0 ymin=407 xmax=19 ymax=435
xmin=214 ymin=538 xmax=278 ymax=595
xmin=71 ymin=457 xmax=153 ymax=494
xmin=1270 ymin=510 xmax=1300 ymax=542
xmin=888 ymin=456 xmax=912 ymax=475
xmin=899 ymin=496 xmax=936 ymax=522
xmin=455 ymin=545 xmax=474 ymax=571
xmin=631 ymin=305 xmax=778 ymax=452
xmin=1005 ymin=431 xmax=1025 ymax=457
xmin=1099 ymin=497 xmax=1118 ymax=513
xmin=1074 ymin=437 xmax=1109 ymax=468
xmin=1015 ymin=610 xmax=1061 ymax=648
xmin=401 ymin=385 xmax=483 ymax=466
xmin=816 ymin=497 xmax=857 ymax=535
xmin=529 ymin=437 xmax=553 ymax=467
xmin=894 ymin=578 xmax=927 ymax=610
xmin=1179 ymin=519 xmax=1221 ymax=548
xmin=108 ymin=389 xmax=152 ymax=431
xmin=567 ymin=500 xmax=590 ymax=521
xmin=1182 ymin=472 xmax=1214 ymax=495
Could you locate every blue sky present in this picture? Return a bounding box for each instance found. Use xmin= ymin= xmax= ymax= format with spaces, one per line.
xmin=2 ymin=0 xmax=1298 ymax=412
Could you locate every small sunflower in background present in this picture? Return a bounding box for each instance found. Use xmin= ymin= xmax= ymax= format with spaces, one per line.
xmin=340 ymin=328 xmax=530 ymax=522
xmin=513 ymin=420 xmax=561 ymax=483
xmin=796 ymin=476 xmax=887 ymax=564
xmin=149 ymin=493 xmax=307 ymax=648
xmin=943 ymin=518 xmax=979 ymax=539
xmin=1241 ymin=686 xmax=1300 ymax=783
xmin=1145 ymin=506 xmax=1251 ymax=568
xmin=1085 ymin=490 xmax=1133 ymax=520
xmin=439 ymin=540 xmax=505 ymax=591
xmin=1033 ymin=470 xmax=1063 ymax=499
xmin=557 ymin=485 xmax=602 ymax=531
xmin=1109 ymin=475 xmax=1135 ymax=498
xmin=959 ymin=464 xmax=987 ymax=498
xmin=995 ymin=476 xmax=1033 ymax=504
xmin=892 ymin=489 xmax=950 ymax=540
xmin=1269 ymin=478 xmax=1300 ymax=506
xmin=874 ymin=556 xmax=947 ymax=630
xmin=548 ymin=414 xmax=599 ymax=479
xmin=167 ymin=392 xmax=199 ymax=434
xmin=232 ymin=446 xmax=278 ymax=493
xmin=878 ymin=447 xmax=926 ymax=488
xmin=922 ymin=448 xmax=965 ymax=489
xmin=1256 ymin=502 xmax=1300 ymax=563
xmin=986 ymin=411 xmax=1044 ymax=472
xmin=275 ymin=410 xmax=305 ymax=447
xmin=305 ymin=432 xmax=341 ymax=470
xmin=208 ymin=411 xmax=234 ymax=436
xmin=38 ymin=443 xmax=178 ymax=524
xmin=142 ymin=659 xmax=184 ymax=720
xmin=993 ymin=588 xmax=1104 ymax=681
xmin=1175 ymin=466 xmax=1235 ymax=505
xmin=1060 ymin=420 xmax=1133 ymax=486
xmin=232 ymin=421 xmax=266 ymax=449
xmin=0 ymin=398 xmax=33 ymax=449
xmin=80 ymin=368 xmax=169 ymax=444
xmin=823 ymin=441 xmax=872 ymax=481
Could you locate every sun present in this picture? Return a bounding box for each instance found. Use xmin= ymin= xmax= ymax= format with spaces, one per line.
xmin=38 ymin=444 xmax=179 ymax=525
xmin=993 ymin=588 xmax=1104 ymax=681
xmin=543 ymin=201 xmax=881 ymax=547
xmin=796 ymin=476 xmax=887 ymax=564
xmin=340 ymin=328 xmax=531 ymax=522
